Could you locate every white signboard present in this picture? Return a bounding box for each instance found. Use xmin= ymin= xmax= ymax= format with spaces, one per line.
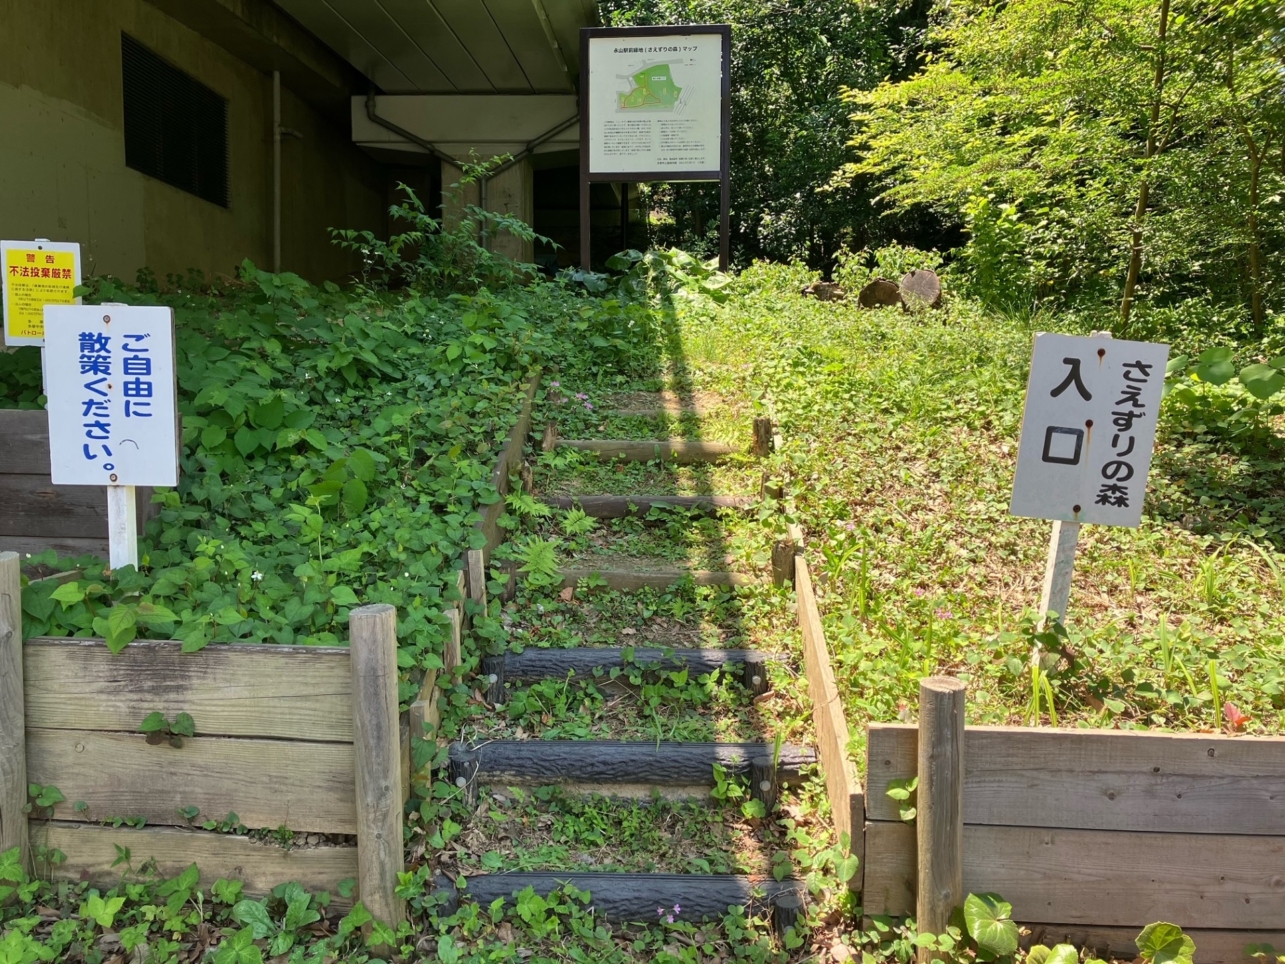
xmin=44 ymin=304 xmax=179 ymax=487
xmin=586 ymin=32 xmax=724 ymax=175
xmin=1010 ymin=333 xmax=1169 ymax=527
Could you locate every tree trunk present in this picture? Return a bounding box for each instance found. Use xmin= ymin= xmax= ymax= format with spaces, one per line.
xmin=1247 ymin=153 xmax=1264 ymax=338
xmin=1119 ymin=0 xmax=1171 ymax=327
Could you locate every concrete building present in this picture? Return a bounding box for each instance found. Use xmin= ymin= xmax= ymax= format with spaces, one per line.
xmin=0 ymin=0 xmax=633 ymax=301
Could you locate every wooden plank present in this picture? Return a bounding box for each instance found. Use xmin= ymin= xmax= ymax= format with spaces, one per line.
xmin=27 ymin=729 xmax=355 ymax=833
xmin=1019 ymin=925 xmax=1285 ymax=964
xmin=866 ymin=723 xmax=1285 ymax=834
xmin=863 ymin=820 xmax=1285 ymax=930
xmin=477 ymin=372 xmax=539 ymax=563
xmin=348 ymin=604 xmax=405 ymax=927
xmin=376 ymin=0 xmax=494 ymax=91
xmin=0 ymin=476 xmax=155 ymax=541
xmin=321 ymin=0 xmax=453 ymax=90
xmin=0 ymin=553 xmax=28 ymax=869
xmin=0 ymin=410 xmax=52 ymax=474
xmin=916 ymin=677 xmax=965 ymax=960
xmin=558 ymin=569 xmax=767 ymax=592
xmin=34 ymin=823 xmax=357 ymax=900
xmin=0 ymin=535 xmax=106 ymax=559
xmin=453 ymin=740 xmax=817 ymax=786
xmin=540 ymin=495 xmax=754 ymax=518
xmin=459 ymin=872 xmax=803 ymax=922
xmin=431 ymin=0 xmax=530 ymax=90
xmin=794 ymin=557 xmax=863 ymax=883
xmin=557 ymin=440 xmax=739 ymax=464
xmin=24 ymin=638 xmax=353 ymax=742
xmin=481 ymin=0 xmax=569 ymax=90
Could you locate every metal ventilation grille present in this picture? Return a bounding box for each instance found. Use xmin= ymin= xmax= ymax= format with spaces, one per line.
xmin=121 ymin=33 xmax=229 ymax=207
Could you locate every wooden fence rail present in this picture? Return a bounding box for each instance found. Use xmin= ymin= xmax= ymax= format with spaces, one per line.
xmin=863 ymin=683 xmax=1285 ymax=963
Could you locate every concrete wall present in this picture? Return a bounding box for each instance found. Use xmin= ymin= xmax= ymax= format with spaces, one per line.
xmin=0 ymin=0 xmax=385 ymax=295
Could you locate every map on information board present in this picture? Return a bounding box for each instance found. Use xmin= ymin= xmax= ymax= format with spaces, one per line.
xmin=587 ymin=31 xmax=724 ymax=176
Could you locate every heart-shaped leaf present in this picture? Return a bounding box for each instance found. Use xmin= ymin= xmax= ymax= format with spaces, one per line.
xmin=1239 ymin=363 xmax=1285 ymax=400
xmin=1194 ymin=347 xmax=1235 ymax=385
xmin=1046 ymin=944 xmax=1080 ymax=964
xmin=963 ymin=893 xmax=1019 ymax=957
xmin=1136 ymin=922 xmax=1196 ymax=963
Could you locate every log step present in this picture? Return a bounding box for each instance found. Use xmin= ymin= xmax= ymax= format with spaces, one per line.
xmin=557 ymin=439 xmax=740 ymax=464
xmin=505 ymin=647 xmax=784 ymax=681
xmin=444 ymin=871 xmax=803 ymax=923
xmin=448 ymin=740 xmax=815 ymax=788
xmin=541 ymin=494 xmax=755 ymax=518
xmin=559 ymin=569 xmax=767 ymax=592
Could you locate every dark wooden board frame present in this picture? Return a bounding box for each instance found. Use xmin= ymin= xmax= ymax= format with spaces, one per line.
xmin=579 ymin=24 xmax=732 ymax=270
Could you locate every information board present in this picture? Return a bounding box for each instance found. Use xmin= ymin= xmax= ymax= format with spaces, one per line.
xmin=2 ymin=239 xmax=82 ymax=346
xmin=1010 ymin=333 xmax=1169 ymax=528
xmin=44 ymin=304 xmax=179 ymax=487
xmin=585 ymin=30 xmax=726 ymax=176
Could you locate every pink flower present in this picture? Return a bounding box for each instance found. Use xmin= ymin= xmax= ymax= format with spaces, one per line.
xmin=575 ymin=393 xmax=588 ymax=400
xmin=584 ymin=402 xmax=594 ymax=410
xmin=935 ymin=607 xmax=953 ymax=620
xmin=550 ymin=381 xmax=560 ymax=387
xmin=673 ymin=904 xmax=681 ymax=914
xmin=913 ymin=587 xmax=926 ymax=598
xmin=657 ymin=907 xmax=664 ymax=916
xmin=666 ymin=915 xmax=674 ymax=923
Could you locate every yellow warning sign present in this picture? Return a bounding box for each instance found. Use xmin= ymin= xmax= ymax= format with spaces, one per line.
xmin=3 ymin=242 xmax=81 ymax=345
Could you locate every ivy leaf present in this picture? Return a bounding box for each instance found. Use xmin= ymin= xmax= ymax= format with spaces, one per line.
xmin=330 ymin=585 xmax=360 ymax=607
xmin=1045 ymin=945 xmax=1080 ymax=964
xmin=172 ymin=712 xmax=196 ymax=738
xmin=1239 ymin=363 xmax=1285 ymax=400
xmin=50 ymin=582 xmax=85 ymax=608
xmin=250 ymin=397 xmax=285 ymax=430
xmin=1193 ymin=347 xmax=1235 ymax=385
xmin=348 ymin=448 xmax=378 ymax=482
xmin=1136 ymin=923 xmax=1196 ymax=964
xmin=963 ymin=893 xmax=1019 ymax=957
xmin=139 ymin=712 xmax=168 ymax=733
xmin=231 ymin=898 xmax=276 ymax=940
xmin=341 ymin=478 xmax=369 ymax=517
xmin=104 ymin=605 xmax=138 ymax=653
xmin=201 ymin=425 xmax=228 ymax=450
xmin=234 ymin=426 xmax=261 ymax=457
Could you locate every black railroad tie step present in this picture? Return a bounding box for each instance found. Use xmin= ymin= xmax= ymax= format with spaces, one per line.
xmin=436 ymin=871 xmax=803 ymax=925
xmin=540 ymin=494 xmax=756 ymax=518
xmin=447 ymin=740 xmax=815 ymax=789
xmin=504 ymin=647 xmax=781 ymax=686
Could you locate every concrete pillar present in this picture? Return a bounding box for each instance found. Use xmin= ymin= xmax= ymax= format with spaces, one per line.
xmin=441 ymin=155 xmax=534 ymax=265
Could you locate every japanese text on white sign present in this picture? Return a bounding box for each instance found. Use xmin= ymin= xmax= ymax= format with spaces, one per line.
xmin=1010 ymin=333 xmax=1169 ymax=527
xmin=586 ymin=33 xmax=723 ymax=175
xmin=44 ymin=304 xmax=179 ymax=487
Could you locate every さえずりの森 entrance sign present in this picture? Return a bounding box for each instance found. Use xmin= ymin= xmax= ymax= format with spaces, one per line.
xmin=1 ymin=239 xmax=82 ymax=346
xmin=1010 ymin=332 xmax=1169 ymax=528
xmin=1010 ymin=332 xmax=1169 ymax=625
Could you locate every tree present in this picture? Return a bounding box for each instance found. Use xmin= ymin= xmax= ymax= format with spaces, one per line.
xmin=839 ymin=0 xmax=1284 ymax=329
xmin=600 ymin=0 xmax=933 ymax=267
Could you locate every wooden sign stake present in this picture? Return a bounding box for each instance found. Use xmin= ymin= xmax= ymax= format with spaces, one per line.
xmin=1037 ymin=519 xmax=1079 ymax=628
xmin=106 ymin=485 xmax=139 ymax=570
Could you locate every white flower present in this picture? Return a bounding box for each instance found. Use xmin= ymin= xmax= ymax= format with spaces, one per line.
xmin=403 ymin=572 xmax=410 ymax=578
xmin=251 ymin=570 xmax=264 ymax=582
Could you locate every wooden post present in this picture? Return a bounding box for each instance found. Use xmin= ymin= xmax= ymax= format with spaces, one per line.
xmin=741 ymin=652 xmax=769 ymax=697
xmin=0 ymin=552 xmax=29 ymax=871
xmin=467 ymin=549 xmax=487 ymax=612
xmin=481 ymin=654 xmax=505 ymax=706
xmin=443 ymin=608 xmax=462 ymax=679
xmin=450 ymin=746 xmax=480 ymax=809
xmin=106 ymin=485 xmax=139 ymax=570
xmin=771 ymin=893 xmax=802 ymax=940
xmin=1038 ymin=520 xmax=1080 ymax=627
xmin=541 ymin=421 xmax=558 ymax=453
xmin=348 ymin=604 xmax=405 ymax=936
xmin=750 ymin=754 xmax=777 ymax=813
xmin=916 ymin=676 xmax=965 ymax=963
xmin=751 ymin=417 xmax=773 ymax=457
xmin=771 ymin=540 xmax=796 ymax=586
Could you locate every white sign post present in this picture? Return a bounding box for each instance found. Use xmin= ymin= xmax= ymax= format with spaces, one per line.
xmin=1010 ymin=332 xmax=1169 ymax=623
xmin=43 ymin=304 xmax=179 ymax=571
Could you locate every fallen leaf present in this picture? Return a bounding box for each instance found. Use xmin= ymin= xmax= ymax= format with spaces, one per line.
xmin=621 ymin=627 xmax=637 ymax=636
xmin=559 ymin=586 xmax=575 ymax=602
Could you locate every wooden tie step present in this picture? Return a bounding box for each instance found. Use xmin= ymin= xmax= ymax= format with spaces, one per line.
xmin=504 ymin=646 xmax=783 ymax=683
xmin=558 ymin=569 xmax=767 ymax=592
xmin=439 ymin=871 xmax=804 ymax=925
xmin=448 ymin=740 xmax=815 ymax=792
xmin=556 ymin=439 xmax=741 ymax=464
xmin=541 ymin=494 xmax=755 ymax=518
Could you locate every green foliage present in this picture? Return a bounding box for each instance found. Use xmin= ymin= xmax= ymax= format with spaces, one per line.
xmin=1137 ymin=922 xmax=1197 ymax=964
xmin=962 ymin=893 xmax=1019 ymax=959
xmin=140 ymin=710 xmax=195 ymax=747
xmin=884 ymin=776 xmax=917 ymax=822
xmin=331 ymin=161 xmax=551 ymax=294
xmin=843 ymin=0 xmax=1285 ymax=327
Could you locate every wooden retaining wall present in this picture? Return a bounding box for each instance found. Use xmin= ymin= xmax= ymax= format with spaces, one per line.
xmin=863 ymin=720 xmax=1285 ymax=962
xmin=0 ymin=410 xmax=160 ymax=558
xmin=0 ymin=552 xmax=404 ymax=917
